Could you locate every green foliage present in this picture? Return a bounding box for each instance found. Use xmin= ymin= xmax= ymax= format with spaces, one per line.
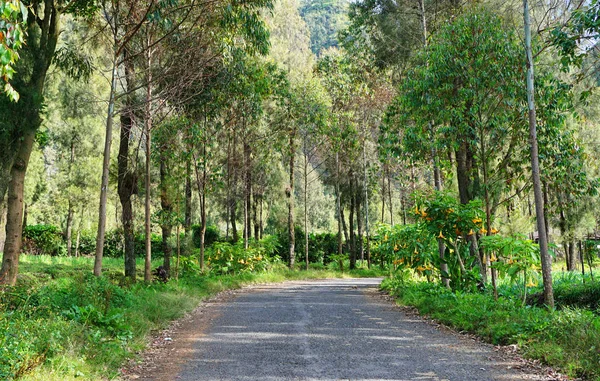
xmin=0 ymin=0 xmax=27 ymax=101
xmin=22 ymin=225 xmax=66 ymax=257
xmin=480 ymin=235 xmax=541 ymax=292
xmin=275 ymin=227 xmax=342 ymax=264
xmin=192 ymin=224 xmax=220 ymax=248
xmin=206 ymin=236 xmax=283 ymax=275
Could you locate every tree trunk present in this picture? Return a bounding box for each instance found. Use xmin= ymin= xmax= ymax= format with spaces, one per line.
xmin=159 ymin=158 xmax=172 ymax=277
xmin=304 ymin=139 xmax=309 ymax=270
xmin=0 ymin=199 xmax=6 ymax=253
xmin=336 ymin=152 xmax=342 ymax=256
xmin=381 ymin=164 xmax=386 ymax=223
xmin=363 ymin=144 xmax=371 ymax=268
xmin=243 ymin=141 xmax=251 ymax=248
xmin=349 ymin=180 xmax=356 ymax=270
xmin=287 ymin=129 xmax=296 ymax=269
xmin=0 ymin=130 xmax=35 ymax=285
xmin=66 ymin=200 xmax=74 ymax=256
xmin=144 ymin=45 xmax=153 ymax=283
xmin=524 ymin=0 xmax=554 ymax=308
xmin=117 ymin=53 xmax=136 ymax=280
xmin=184 ymin=162 xmax=192 ymax=238
xmin=357 ymin=186 xmax=363 ymax=263
xmin=253 ymin=193 xmax=259 ymax=240
xmin=341 ymin=206 xmax=349 ymax=245
xmin=95 ymin=56 xmax=118 ymax=277
xmin=388 ymin=174 xmax=393 ymax=225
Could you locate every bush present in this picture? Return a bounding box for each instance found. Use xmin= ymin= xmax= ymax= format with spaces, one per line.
xmin=134 ymin=233 xmax=164 ymax=259
xmin=192 ymin=224 xmax=220 ymax=248
xmin=206 ymin=235 xmax=283 ymax=275
xmin=22 ymin=225 xmax=66 ymax=256
xmin=276 ymin=227 xmax=343 ymax=264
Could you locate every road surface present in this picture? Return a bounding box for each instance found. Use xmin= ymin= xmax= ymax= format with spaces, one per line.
xmin=153 ymin=278 xmax=557 ymax=381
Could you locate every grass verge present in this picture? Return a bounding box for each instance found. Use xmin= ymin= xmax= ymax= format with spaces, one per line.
xmin=1 ymin=255 xmax=382 ymax=380
xmin=381 ymin=278 xmax=600 ymax=381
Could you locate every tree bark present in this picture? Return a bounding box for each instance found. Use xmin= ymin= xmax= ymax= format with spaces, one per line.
xmin=336 ymin=152 xmax=342 ymax=256
xmin=524 ymin=0 xmax=554 ymax=308
xmin=0 ymin=130 xmax=35 ymax=285
xmin=349 ymin=180 xmax=356 ymax=270
xmin=357 ymin=185 xmax=363 ymax=263
xmin=287 ymin=129 xmax=296 ymax=269
xmin=95 ymin=55 xmax=119 ymax=277
xmin=159 ymin=157 xmax=172 ymax=277
xmin=117 ymin=53 xmax=136 ymax=280
xmin=144 ymin=43 xmax=153 ymax=283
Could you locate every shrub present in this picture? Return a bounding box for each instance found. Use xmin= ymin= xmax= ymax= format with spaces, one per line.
xmin=192 ymin=224 xmax=220 ymax=248
xmin=22 ymin=225 xmax=66 ymax=256
xmin=134 ymin=232 xmax=164 ymax=258
xmin=206 ymin=235 xmax=283 ymax=275
xmin=276 ymin=227 xmax=343 ymax=264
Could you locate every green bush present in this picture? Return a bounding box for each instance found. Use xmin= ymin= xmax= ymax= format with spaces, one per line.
xmin=206 ymin=235 xmax=283 ymax=275
xmin=192 ymin=224 xmax=220 ymax=248
xmin=276 ymin=227 xmax=343 ymax=264
xmin=22 ymin=225 xmax=66 ymax=256
xmin=134 ymin=232 xmax=164 ymax=258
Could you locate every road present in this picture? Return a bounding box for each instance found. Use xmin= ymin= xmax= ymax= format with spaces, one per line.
xmin=164 ymin=278 xmax=555 ymax=381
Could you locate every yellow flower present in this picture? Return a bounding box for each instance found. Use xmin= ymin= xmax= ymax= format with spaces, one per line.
xmin=490 ymin=254 xmax=497 ymax=262
xmin=446 ymin=208 xmax=454 ymax=214
xmin=257 ymin=256 xmax=263 ymax=261
xmin=416 ymin=266 xmax=426 ymax=272
xmin=472 ymin=217 xmax=483 ymax=224
xmin=526 ymin=281 xmax=536 ymax=287
xmin=421 ymin=210 xmax=427 ymax=217
xmin=394 ymin=244 xmax=399 ymax=252
xmin=384 ymin=234 xmax=388 ymax=242
xmin=414 ymin=205 xmax=420 ymax=215
xmin=480 ymin=228 xmax=488 ymax=234
xmin=437 ymin=231 xmax=445 ymax=239
xmin=467 ymin=229 xmax=474 ymax=236
xmin=490 ymin=228 xmax=499 ymax=234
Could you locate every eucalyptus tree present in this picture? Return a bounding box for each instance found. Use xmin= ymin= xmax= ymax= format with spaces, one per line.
xmin=0 ymin=0 xmax=97 ymax=285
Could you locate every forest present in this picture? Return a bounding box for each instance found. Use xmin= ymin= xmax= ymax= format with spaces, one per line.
xmin=1 ymin=0 xmax=600 ymax=379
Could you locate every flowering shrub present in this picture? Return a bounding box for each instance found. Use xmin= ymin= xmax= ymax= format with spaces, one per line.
xmin=206 ymin=236 xmax=283 ymax=275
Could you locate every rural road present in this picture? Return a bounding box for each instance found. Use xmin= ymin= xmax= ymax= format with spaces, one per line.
xmin=130 ymin=278 xmax=562 ymax=381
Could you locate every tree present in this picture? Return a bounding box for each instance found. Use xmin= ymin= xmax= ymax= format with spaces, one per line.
xmin=0 ymin=0 xmax=96 ymax=285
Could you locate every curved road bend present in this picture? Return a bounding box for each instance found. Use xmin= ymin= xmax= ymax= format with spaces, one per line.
xmin=176 ymin=278 xmax=552 ymax=381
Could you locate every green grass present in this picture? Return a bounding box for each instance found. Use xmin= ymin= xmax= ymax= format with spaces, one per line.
xmin=382 ymin=276 xmax=600 ymax=381
xmin=1 ymin=255 xmax=384 ymax=380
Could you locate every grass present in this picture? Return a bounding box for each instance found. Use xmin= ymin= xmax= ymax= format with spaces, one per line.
xmin=382 ymin=272 xmax=600 ymax=381
xmin=1 ymin=254 xmax=383 ymax=381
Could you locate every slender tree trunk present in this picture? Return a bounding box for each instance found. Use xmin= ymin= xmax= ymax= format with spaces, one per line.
xmin=336 ymin=152 xmax=342 ymax=256
xmin=388 ymin=174 xmax=393 ymax=225
xmin=341 ymin=206 xmax=349 ymax=244
xmin=118 ymin=51 xmax=136 ymax=280
xmin=259 ymin=195 xmax=263 ymax=239
xmin=184 ymin=162 xmax=192 ymax=238
xmin=0 ymin=130 xmax=35 ymax=285
xmin=0 ymin=200 xmax=6 ymax=253
xmin=66 ymin=200 xmax=74 ymax=256
xmin=349 ymin=180 xmax=356 ymax=270
xmin=243 ymin=141 xmax=251 ymax=249
xmin=524 ymin=0 xmax=554 ymax=308
xmin=159 ymin=158 xmax=172 ymax=277
xmin=143 ymin=43 xmax=153 ymax=283
xmin=357 ymin=186 xmax=363 ymax=264
xmin=381 ymin=164 xmax=386 ymax=223
xmin=288 ymin=129 xmax=296 ymax=269
xmin=94 ymin=56 xmax=118 ymax=277
xmin=253 ymin=193 xmax=259 ymax=240
xmin=363 ymin=143 xmax=371 ymax=268
xmin=304 ymin=138 xmax=309 ymax=270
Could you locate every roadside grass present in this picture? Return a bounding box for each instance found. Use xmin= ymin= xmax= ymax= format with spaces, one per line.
xmin=1 ymin=255 xmax=383 ymax=380
xmin=382 ymin=271 xmax=600 ymax=381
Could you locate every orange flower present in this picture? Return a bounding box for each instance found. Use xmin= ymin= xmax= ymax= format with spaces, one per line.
xmin=490 ymin=228 xmax=499 ymax=234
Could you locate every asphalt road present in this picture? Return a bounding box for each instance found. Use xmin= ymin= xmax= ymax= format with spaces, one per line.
xmin=175 ymin=278 xmax=551 ymax=381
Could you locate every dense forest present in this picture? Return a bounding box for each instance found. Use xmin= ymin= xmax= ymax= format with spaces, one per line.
xmin=2 ymin=0 xmax=600 ymax=379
